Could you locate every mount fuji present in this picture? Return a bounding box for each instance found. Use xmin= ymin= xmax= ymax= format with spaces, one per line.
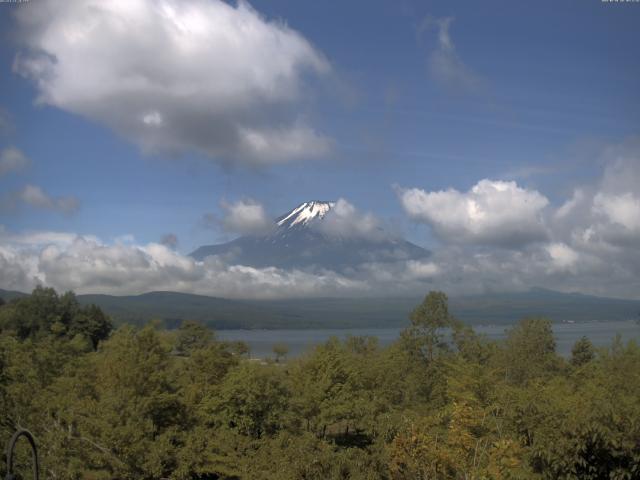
xmin=190 ymin=201 xmax=430 ymax=270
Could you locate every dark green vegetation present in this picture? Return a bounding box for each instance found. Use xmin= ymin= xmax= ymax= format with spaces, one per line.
xmin=1 ymin=289 xmax=639 ymax=479
xmin=2 ymin=288 xmax=639 ymax=329
xmin=0 ymin=286 xmax=112 ymax=350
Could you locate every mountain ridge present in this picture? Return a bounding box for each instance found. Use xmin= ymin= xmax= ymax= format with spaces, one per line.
xmin=190 ymin=200 xmax=430 ymax=270
xmin=2 ymin=287 xmax=639 ymax=330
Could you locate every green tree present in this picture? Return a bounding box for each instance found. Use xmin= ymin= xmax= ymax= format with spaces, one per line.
xmin=175 ymin=320 xmax=214 ymax=355
xmin=205 ymin=362 xmax=290 ymax=439
xmin=0 ymin=286 xmax=60 ymax=339
xmin=177 ymin=342 xmax=238 ymax=407
xmin=502 ymin=317 xmax=560 ymax=385
xmin=0 ymin=287 xmax=111 ymax=349
xmin=570 ymin=336 xmax=596 ymax=367
xmin=70 ymin=304 xmax=113 ymax=350
xmin=401 ymin=291 xmax=453 ymax=363
xmin=228 ymin=340 xmax=250 ymax=357
xmin=273 ymin=342 xmax=289 ymax=362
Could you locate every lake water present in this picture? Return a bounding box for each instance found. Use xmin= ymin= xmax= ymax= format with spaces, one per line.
xmin=217 ymin=320 xmax=640 ymax=359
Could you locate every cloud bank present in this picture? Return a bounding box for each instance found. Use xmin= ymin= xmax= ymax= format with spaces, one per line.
xmin=1 ymin=140 xmax=639 ymax=300
xmin=13 ymin=0 xmax=331 ymax=165
xmin=396 ymin=137 xmax=640 ymax=299
xmin=0 ymin=230 xmax=366 ymax=298
xmin=398 ymin=180 xmax=549 ymax=247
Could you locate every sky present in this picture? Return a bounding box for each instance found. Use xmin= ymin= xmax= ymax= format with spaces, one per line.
xmin=0 ymin=0 xmax=639 ymax=299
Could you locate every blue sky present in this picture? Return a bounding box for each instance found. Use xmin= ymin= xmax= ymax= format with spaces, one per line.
xmin=0 ymin=0 xmax=639 ymax=299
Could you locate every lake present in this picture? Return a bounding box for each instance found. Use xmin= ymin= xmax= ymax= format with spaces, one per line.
xmin=217 ymin=320 xmax=640 ymax=359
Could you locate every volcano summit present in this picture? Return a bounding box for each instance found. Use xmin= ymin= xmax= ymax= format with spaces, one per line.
xmin=190 ymin=201 xmax=429 ymax=271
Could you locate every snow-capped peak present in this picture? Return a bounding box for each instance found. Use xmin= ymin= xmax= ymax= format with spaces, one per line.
xmin=276 ymin=201 xmax=335 ymax=228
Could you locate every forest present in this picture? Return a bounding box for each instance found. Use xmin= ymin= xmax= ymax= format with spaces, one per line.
xmin=0 ymin=287 xmax=639 ymax=479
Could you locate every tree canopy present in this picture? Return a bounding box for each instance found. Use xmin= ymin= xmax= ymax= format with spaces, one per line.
xmin=1 ymin=288 xmax=638 ymax=479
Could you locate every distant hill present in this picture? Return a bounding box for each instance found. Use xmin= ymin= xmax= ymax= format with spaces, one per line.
xmin=0 ymin=289 xmax=29 ymax=302
xmin=74 ymin=292 xmax=420 ymax=329
xmin=2 ymin=288 xmax=639 ymax=330
xmin=450 ymin=288 xmax=640 ymax=325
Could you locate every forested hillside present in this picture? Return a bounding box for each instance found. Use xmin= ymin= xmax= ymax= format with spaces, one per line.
xmin=1 ymin=288 xmax=639 ymax=479
xmin=3 ymin=288 xmax=639 ymax=330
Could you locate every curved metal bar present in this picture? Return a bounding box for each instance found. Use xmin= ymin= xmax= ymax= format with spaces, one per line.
xmin=5 ymin=429 xmax=39 ymax=480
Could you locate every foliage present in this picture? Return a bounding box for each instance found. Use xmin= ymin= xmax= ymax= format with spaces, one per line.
xmin=0 ymin=286 xmax=112 ymax=349
xmin=501 ymin=317 xmax=561 ymax=385
xmin=175 ymin=320 xmax=215 ymax=355
xmin=0 ymin=288 xmax=639 ymax=479
xmin=570 ymin=335 xmax=596 ymax=367
xmin=272 ymin=343 xmax=289 ymax=362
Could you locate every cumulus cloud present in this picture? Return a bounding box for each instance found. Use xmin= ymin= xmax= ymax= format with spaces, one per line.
xmin=420 ymin=17 xmax=482 ymax=92
xmin=2 ymin=139 xmax=640 ymax=300
xmin=545 ymin=242 xmax=579 ymax=272
xmin=316 ymin=198 xmax=389 ymax=241
xmin=555 ymin=189 xmax=586 ymax=220
xmin=555 ymin=139 xmax=640 ymax=254
xmin=0 ymin=230 xmax=368 ymax=298
xmin=593 ymin=192 xmax=640 ymax=232
xmin=0 ymin=227 xmax=90 ymax=250
xmin=419 ymin=244 xmax=636 ymax=299
xmin=204 ymin=199 xmax=273 ymax=236
xmin=0 ymin=212 xmax=639 ymax=299
xmin=399 ymin=179 xmax=549 ymax=247
xmin=12 ymin=0 xmax=331 ymax=165
xmin=0 ymin=147 xmax=29 ymax=176
xmin=584 ymin=144 xmax=640 ymax=236
xmin=393 ymin=137 xmax=640 ymax=299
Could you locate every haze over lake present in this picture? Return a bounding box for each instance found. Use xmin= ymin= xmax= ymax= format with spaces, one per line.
xmin=218 ymin=320 xmax=640 ymax=359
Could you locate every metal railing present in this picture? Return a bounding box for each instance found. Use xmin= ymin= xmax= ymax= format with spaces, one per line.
xmin=4 ymin=429 xmax=39 ymax=480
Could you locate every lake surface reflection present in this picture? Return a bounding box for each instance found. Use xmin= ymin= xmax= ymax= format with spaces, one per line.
xmin=217 ymin=320 xmax=640 ymax=359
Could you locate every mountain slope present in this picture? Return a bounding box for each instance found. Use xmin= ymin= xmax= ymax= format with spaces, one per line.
xmin=0 ymin=289 xmax=29 ymax=302
xmin=74 ymin=289 xmax=640 ymax=328
xmin=190 ymin=200 xmax=430 ymax=270
xmin=4 ymin=288 xmax=638 ymax=330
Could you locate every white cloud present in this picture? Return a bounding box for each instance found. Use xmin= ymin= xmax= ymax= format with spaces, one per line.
xmin=0 ymin=227 xmax=86 ymax=250
xmin=399 ymin=179 xmax=549 ymax=247
xmin=545 ymin=242 xmax=579 ymax=271
xmin=0 ymin=218 xmax=639 ymax=299
xmin=403 ymin=260 xmax=441 ymax=280
xmin=316 ymin=198 xmax=388 ymax=240
xmin=13 ymin=0 xmax=331 ymax=165
xmin=421 ymin=17 xmax=482 ymax=92
xmin=0 ymin=230 xmax=367 ymax=298
xmin=0 ymin=147 xmax=29 ymax=176
xmin=2 ymin=138 xmax=640 ymax=300
xmin=207 ymin=199 xmax=273 ymax=236
xmin=392 ymin=137 xmax=640 ymax=298
xmin=555 ymin=189 xmax=586 ymax=220
xmin=593 ymin=192 xmax=640 ymax=232
xmin=237 ymin=123 xmax=331 ymax=165
xmin=557 ymin=140 xmax=640 ymax=253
